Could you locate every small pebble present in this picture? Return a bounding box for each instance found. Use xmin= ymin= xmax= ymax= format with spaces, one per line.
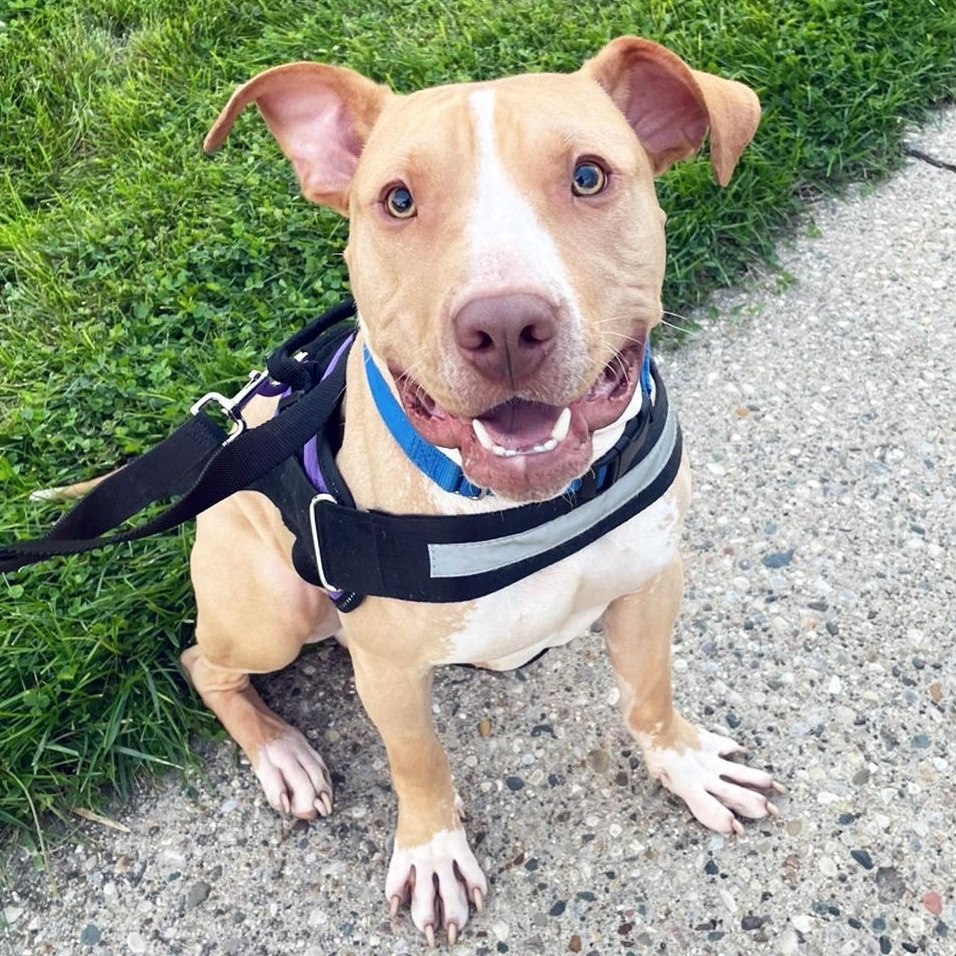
xmin=762 ymin=549 xmax=794 ymax=569
xmin=492 ymin=921 xmax=510 ymax=942
xmin=587 ymin=748 xmax=610 ymax=774
xmin=478 ymin=718 xmax=492 ymax=737
xmin=780 ymin=928 xmax=799 ymax=954
xmin=549 ymin=900 xmax=566 ymax=916
xmin=80 ymin=924 xmax=101 ymax=947
xmin=186 ymin=880 xmax=211 ymax=908
xmin=922 ymin=891 xmax=943 ymax=917
xmin=792 ymin=914 xmax=813 ymax=934
xmin=568 ymin=935 xmax=582 ymax=953
xmin=127 ymin=931 xmax=147 ymax=954
xmin=875 ymin=866 xmax=907 ymax=903
xmin=720 ymin=888 xmax=738 ymax=913
xmin=504 ymin=776 xmax=524 ymax=791
xmin=851 ymin=849 xmax=874 ymax=870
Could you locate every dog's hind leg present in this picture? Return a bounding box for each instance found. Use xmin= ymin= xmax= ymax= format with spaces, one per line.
xmin=182 ymin=490 xmax=339 ymax=819
xmin=603 ymin=556 xmax=784 ymax=834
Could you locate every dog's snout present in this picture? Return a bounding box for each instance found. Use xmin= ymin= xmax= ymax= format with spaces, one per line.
xmin=453 ymin=293 xmax=557 ymax=384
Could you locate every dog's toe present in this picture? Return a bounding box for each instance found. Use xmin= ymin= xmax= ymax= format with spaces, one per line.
xmin=252 ymin=730 xmax=333 ymax=819
xmin=386 ymin=826 xmax=487 ymax=942
xmin=643 ymin=726 xmax=783 ymax=834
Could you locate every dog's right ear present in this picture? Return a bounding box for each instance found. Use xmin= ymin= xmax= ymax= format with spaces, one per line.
xmin=203 ymin=63 xmax=391 ymax=214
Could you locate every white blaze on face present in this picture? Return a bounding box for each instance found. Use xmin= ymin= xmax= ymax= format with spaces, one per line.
xmin=465 ymin=89 xmax=581 ymax=323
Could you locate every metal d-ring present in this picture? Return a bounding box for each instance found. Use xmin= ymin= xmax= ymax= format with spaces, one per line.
xmin=308 ymin=493 xmax=340 ymax=593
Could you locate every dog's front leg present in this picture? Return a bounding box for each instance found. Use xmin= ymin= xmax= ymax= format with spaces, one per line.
xmin=604 ymin=558 xmax=783 ymax=834
xmin=350 ymin=647 xmax=487 ymax=945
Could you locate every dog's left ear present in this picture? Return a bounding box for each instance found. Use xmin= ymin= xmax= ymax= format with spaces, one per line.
xmin=582 ymin=37 xmax=760 ymax=186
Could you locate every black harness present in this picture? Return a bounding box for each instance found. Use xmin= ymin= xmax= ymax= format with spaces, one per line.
xmin=1 ymin=301 xmax=683 ymax=611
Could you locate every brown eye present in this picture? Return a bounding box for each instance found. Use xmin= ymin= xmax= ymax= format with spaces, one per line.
xmin=384 ymin=184 xmax=416 ymax=218
xmin=572 ymin=161 xmax=607 ymax=196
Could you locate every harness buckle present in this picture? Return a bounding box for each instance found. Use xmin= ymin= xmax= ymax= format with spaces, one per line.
xmin=308 ymin=493 xmax=341 ymax=593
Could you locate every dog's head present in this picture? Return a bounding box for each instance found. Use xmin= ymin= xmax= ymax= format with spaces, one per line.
xmin=206 ymin=38 xmax=759 ymax=501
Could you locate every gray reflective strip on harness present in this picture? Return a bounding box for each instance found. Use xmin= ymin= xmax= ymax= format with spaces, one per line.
xmin=426 ymin=404 xmax=678 ymax=579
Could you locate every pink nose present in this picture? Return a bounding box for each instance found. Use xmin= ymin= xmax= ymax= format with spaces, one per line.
xmin=453 ymin=293 xmax=557 ymax=384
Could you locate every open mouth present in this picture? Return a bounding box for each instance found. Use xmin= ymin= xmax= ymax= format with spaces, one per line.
xmin=391 ymin=342 xmax=646 ymax=500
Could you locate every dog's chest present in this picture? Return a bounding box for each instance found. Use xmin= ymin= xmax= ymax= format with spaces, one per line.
xmin=433 ymin=490 xmax=682 ymax=670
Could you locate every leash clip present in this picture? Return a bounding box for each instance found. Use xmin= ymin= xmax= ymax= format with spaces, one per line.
xmin=190 ymin=391 xmax=247 ymax=444
xmin=190 ymin=367 xmax=278 ymax=445
xmin=308 ymin=493 xmax=340 ymax=593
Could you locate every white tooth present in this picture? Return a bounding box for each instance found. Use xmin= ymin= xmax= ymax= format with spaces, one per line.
xmin=550 ymin=407 xmax=572 ymax=443
xmin=492 ymin=445 xmax=518 ymax=458
xmin=472 ymin=418 xmax=494 ymax=451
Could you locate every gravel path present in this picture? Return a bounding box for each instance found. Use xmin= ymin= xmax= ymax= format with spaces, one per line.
xmin=3 ymin=110 xmax=954 ymax=956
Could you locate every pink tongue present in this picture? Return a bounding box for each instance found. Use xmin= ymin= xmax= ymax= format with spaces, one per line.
xmin=477 ymin=400 xmax=562 ymax=451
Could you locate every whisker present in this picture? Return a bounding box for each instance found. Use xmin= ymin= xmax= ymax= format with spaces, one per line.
xmin=660 ymin=310 xmax=700 ymax=337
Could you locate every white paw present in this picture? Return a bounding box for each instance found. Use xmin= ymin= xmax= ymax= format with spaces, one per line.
xmin=253 ymin=731 xmax=333 ymax=819
xmin=386 ymin=827 xmax=488 ymax=945
xmin=642 ymin=727 xmax=784 ymax=835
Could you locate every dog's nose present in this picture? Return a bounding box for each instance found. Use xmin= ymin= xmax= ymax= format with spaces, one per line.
xmin=453 ymin=293 xmax=557 ymax=384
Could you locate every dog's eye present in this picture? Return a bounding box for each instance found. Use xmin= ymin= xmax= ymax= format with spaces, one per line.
xmin=384 ymin=185 xmax=416 ymax=219
xmin=571 ymin=161 xmax=607 ymax=197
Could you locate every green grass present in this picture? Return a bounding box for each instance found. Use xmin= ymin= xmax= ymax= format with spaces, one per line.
xmin=1 ymin=0 xmax=954 ymax=837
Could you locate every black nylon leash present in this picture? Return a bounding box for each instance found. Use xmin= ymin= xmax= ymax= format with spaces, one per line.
xmin=0 ymin=301 xmax=358 ymax=574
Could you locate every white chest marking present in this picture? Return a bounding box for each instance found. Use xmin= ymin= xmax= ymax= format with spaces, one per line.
xmin=436 ymin=490 xmax=681 ymax=669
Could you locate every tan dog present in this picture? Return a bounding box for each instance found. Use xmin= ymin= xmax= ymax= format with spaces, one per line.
xmin=178 ymin=37 xmax=778 ymax=946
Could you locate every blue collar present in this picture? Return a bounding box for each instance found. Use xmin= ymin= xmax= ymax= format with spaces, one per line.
xmin=363 ymin=347 xmax=483 ymax=496
xmin=364 ymin=345 xmax=653 ymax=499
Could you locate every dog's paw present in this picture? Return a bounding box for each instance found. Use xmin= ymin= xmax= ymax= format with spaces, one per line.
xmin=253 ymin=730 xmax=333 ymax=819
xmin=386 ymin=827 xmax=488 ymax=946
xmin=641 ymin=723 xmax=784 ymax=835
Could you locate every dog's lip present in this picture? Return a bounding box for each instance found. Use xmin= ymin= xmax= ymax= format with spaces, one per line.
xmin=389 ymin=343 xmax=644 ymax=496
